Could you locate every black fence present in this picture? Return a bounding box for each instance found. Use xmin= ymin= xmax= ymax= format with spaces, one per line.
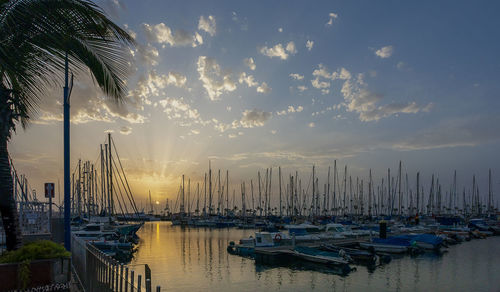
xmin=71 ymin=235 xmax=161 ymax=292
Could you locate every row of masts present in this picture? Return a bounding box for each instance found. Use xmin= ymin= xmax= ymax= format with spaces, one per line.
xmin=168 ymin=161 xmax=497 ymax=218
xmin=71 ymin=133 xmax=140 ymax=218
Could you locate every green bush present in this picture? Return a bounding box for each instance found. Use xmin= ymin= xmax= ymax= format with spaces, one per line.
xmin=0 ymin=240 xmax=70 ymax=263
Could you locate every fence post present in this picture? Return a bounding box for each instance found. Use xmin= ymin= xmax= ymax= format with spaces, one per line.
xmin=120 ymin=264 xmax=124 ymax=292
xmin=105 ymin=255 xmax=108 ymax=286
xmin=115 ymin=261 xmax=119 ymax=290
xmin=156 ymin=286 xmax=161 ymax=292
xmin=137 ymin=275 xmax=142 ymax=292
xmin=124 ymin=267 xmax=129 ymax=292
xmin=145 ymin=264 xmax=152 ymax=292
xmin=130 ymin=270 xmax=134 ymax=292
xmin=110 ymin=259 xmax=114 ymax=290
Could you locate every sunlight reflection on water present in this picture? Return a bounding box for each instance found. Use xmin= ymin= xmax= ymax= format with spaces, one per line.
xmin=130 ymin=222 xmax=500 ymax=291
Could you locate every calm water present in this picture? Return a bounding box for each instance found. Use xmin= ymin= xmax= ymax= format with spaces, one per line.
xmin=130 ymin=222 xmax=500 ymax=291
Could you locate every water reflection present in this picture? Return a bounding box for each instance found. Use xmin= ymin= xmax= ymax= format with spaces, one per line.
xmin=131 ymin=222 xmax=500 ymax=291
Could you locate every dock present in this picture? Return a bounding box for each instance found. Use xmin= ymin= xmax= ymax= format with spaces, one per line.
xmin=254 ymin=237 xmax=369 ymax=264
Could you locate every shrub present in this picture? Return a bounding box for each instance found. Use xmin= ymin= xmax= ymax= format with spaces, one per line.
xmin=0 ymin=240 xmax=70 ymax=263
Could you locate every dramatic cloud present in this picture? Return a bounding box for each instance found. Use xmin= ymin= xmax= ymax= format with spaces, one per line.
xmin=260 ymin=41 xmax=297 ymax=60
xmin=198 ymin=15 xmax=216 ymax=36
xmin=239 ymin=109 xmax=272 ymax=128
xmin=142 ymin=22 xmax=203 ymax=47
xmin=244 ymin=57 xmax=256 ymax=70
xmin=197 ymin=56 xmax=237 ymax=101
xmin=375 ymin=45 xmax=393 ymax=58
xmin=306 ymin=40 xmax=314 ymax=51
xmin=326 ymin=12 xmax=338 ymax=26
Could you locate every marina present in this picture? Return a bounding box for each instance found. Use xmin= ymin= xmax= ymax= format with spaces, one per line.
xmin=1 ymin=0 xmax=500 ymax=291
xmin=129 ymin=222 xmax=500 ymax=291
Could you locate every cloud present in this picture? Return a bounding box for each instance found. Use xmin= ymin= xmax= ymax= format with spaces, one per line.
xmin=276 ymin=105 xmax=304 ymax=116
xmin=257 ymin=82 xmax=271 ymax=94
xmin=238 ymin=72 xmax=270 ymax=93
xmin=211 ymin=109 xmax=272 ymax=132
xmin=142 ymin=22 xmax=203 ymax=47
xmin=135 ymin=44 xmax=160 ymax=67
xmin=158 ymin=97 xmax=204 ymax=126
xmin=306 ymin=40 xmax=314 ymax=51
xmin=308 ymin=122 xmax=315 ymax=128
xmin=290 ymin=73 xmax=304 ymax=80
xmin=326 ymin=12 xmax=338 ymax=26
xmin=297 ymin=85 xmax=308 ymax=92
xmin=238 ymin=72 xmax=258 ymax=87
xmin=392 ymin=116 xmax=500 ymax=150
xmin=239 ymin=109 xmax=272 ymax=128
xmin=286 ymin=41 xmax=297 ymax=54
xmin=35 ymin=72 xmax=146 ymax=125
xmin=129 ymin=70 xmax=187 ymax=107
xmin=308 ymin=64 xmax=430 ymax=121
xmin=244 ymin=57 xmax=256 ymax=70
xmin=259 ymin=41 xmax=297 ymax=60
xmin=278 ymin=28 xmax=283 ymax=32
xmin=375 ymin=46 xmax=393 ymax=58
xmin=312 ymin=64 xmax=351 ymax=80
xmin=198 ymin=15 xmax=216 ymax=36
xmin=120 ymin=126 xmax=132 ymax=135
xmin=311 ymin=64 xmax=351 ymax=94
xmin=339 ymin=70 xmax=431 ymax=122
xmin=197 ymin=56 xmax=237 ymax=100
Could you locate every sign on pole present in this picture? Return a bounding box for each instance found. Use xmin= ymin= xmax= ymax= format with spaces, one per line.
xmin=45 ymin=183 xmax=55 ymax=198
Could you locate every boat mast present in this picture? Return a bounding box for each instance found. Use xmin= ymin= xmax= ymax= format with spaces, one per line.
xmin=209 ymin=161 xmax=212 ymax=215
xmin=368 ymin=169 xmax=372 ymax=217
xmin=279 ymin=167 xmax=282 ymax=217
xmin=204 ymin=173 xmax=207 ymax=217
xmin=398 ymin=161 xmax=402 ymax=216
xmin=108 ymin=133 xmax=113 ymax=215
xmin=226 ymin=170 xmax=229 ymax=216
xmin=258 ymin=171 xmax=262 ymax=217
xmin=312 ymin=165 xmax=315 ymax=217
xmin=327 ymin=166 xmax=331 ymax=216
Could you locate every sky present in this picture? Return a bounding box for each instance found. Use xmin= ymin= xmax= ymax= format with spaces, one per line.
xmin=9 ymin=0 xmax=500 ymax=208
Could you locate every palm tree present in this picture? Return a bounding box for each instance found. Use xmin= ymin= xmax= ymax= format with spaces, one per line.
xmin=0 ymin=0 xmax=134 ymax=250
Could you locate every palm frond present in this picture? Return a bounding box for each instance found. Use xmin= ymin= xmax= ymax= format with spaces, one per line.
xmin=0 ymin=0 xmax=135 ymax=128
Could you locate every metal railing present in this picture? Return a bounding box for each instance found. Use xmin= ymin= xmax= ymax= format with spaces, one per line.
xmin=71 ymin=235 xmax=161 ymax=292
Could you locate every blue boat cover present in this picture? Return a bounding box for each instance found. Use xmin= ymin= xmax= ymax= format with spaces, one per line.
xmin=392 ymin=234 xmax=443 ymax=247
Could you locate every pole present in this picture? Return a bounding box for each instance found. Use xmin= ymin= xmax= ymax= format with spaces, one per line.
xmin=63 ymin=53 xmax=71 ymax=251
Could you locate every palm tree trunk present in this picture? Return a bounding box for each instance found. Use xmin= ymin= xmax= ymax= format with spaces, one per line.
xmin=0 ymin=98 xmax=22 ymax=251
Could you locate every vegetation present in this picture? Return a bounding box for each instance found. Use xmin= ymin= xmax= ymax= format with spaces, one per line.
xmin=0 ymin=240 xmax=70 ymax=263
xmin=0 ymin=0 xmax=135 ymax=250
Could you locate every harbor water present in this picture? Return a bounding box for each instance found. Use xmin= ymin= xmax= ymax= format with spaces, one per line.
xmin=131 ymin=222 xmax=500 ymax=291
